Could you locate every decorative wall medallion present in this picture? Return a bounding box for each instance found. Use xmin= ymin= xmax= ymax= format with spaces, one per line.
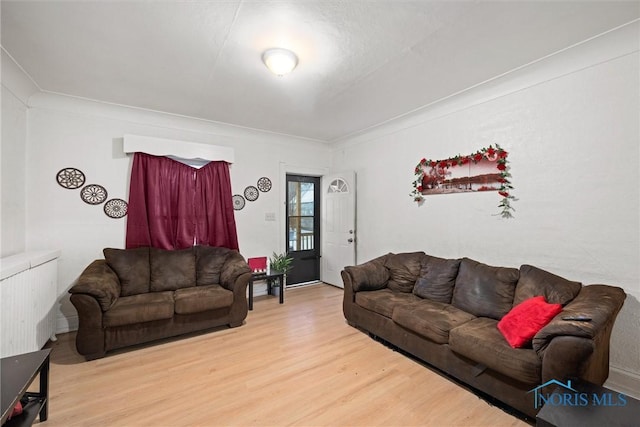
xmin=232 ymin=194 xmax=246 ymax=210
xmin=80 ymin=184 xmax=108 ymax=205
xmin=104 ymin=198 xmax=128 ymax=218
xmin=56 ymin=167 xmax=86 ymax=189
xmin=244 ymin=185 xmax=259 ymax=201
xmin=257 ymin=177 xmax=272 ymax=192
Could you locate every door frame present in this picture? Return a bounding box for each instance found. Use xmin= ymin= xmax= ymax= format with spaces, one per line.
xmin=278 ymin=163 xmax=328 ymax=275
xmin=285 ymin=174 xmax=321 ymax=285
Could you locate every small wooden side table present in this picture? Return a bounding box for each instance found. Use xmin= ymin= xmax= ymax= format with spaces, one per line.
xmin=248 ymin=270 xmax=285 ymax=310
xmin=1 ymin=349 xmax=51 ymax=426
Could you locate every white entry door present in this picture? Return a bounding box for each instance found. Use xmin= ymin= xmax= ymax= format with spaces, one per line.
xmin=321 ymin=171 xmax=356 ymax=287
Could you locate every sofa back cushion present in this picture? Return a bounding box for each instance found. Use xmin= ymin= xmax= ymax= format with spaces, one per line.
xmin=413 ymin=256 xmax=461 ymax=303
xmin=150 ymin=247 xmax=196 ymax=292
xmin=104 ymin=247 xmax=150 ymax=296
xmin=451 ymin=258 xmax=519 ymax=319
xmin=513 ymin=265 xmax=582 ymax=306
xmin=195 ymin=245 xmax=232 ymax=286
xmin=345 ymin=258 xmax=390 ymax=292
xmin=384 ymin=252 xmax=426 ymax=293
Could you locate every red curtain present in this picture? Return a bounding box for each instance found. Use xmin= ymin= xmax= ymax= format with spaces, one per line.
xmin=195 ymin=161 xmax=239 ymax=249
xmin=126 ymin=153 xmax=239 ymax=250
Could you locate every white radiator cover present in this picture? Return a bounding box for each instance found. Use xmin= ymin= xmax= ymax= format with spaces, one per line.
xmin=1 ymin=250 xmax=60 ymax=358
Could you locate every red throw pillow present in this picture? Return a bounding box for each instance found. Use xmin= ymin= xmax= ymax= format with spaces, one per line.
xmin=497 ymin=296 xmax=562 ymax=348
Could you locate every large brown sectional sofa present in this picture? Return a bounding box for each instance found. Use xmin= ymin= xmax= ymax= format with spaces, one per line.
xmin=69 ymin=245 xmax=252 ymax=360
xmin=341 ymin=252 xmax=626 ymax=418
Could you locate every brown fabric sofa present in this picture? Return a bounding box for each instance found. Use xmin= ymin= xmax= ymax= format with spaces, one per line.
xmin=69 ymin=245 xmax=252 ymax=360
xmin=341 ymin=252 xmax=626 ymax=418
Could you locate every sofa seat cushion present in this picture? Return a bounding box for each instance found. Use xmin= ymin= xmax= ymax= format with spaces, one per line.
xmin=392 ymin=299 xmax=476 ymax=344
xmin=355 ymin=289 xmax=421 ymax=318
xmin=449 ymin=317 xmax=542 ymax=385
xmin=104 ymin=292 xmax=174 ymax=327
xmin=174 ymin=285 xmax=233 ymax=314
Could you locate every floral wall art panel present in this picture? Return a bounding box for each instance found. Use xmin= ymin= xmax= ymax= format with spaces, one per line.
xmin=411 ymin=145 xmax=515 ymax=218
xmin=421 ymin=157 xmax=502 ymax=195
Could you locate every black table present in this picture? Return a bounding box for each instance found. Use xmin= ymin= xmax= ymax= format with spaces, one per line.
xmin=1 ymin=349 xmax=50 ymax=426
xmin=536 ymin=378 xmax=639 ymax=427
xmin=248 ymin=270 xmax=285 ymax=310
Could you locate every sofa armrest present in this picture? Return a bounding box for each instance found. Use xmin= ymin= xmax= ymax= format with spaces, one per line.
xmin=69 ymin=260 xmax=121 ymax=311
xmin=219 ymin=251 xmax=251 ymax=326
xmin=69 ymin=293 xmax=106 ymax=359
xmin=534 ymin=285 xmax=625 ymax=385
xmin=220 ymin=251 xmax=252 ymax=290
xmin=342 ymin=254 xmax=391 ymax=324
xmin=533 ymin=285 xmax=626 ymax=355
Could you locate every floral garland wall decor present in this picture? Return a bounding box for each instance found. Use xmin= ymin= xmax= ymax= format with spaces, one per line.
xmin=410 ymin=144 xmax=516 ymax=218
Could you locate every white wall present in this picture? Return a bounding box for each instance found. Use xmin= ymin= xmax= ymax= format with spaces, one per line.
xmin=1 ymin=50 xmax=38 ymax=256
xmin=1 ymin=86 xmax=27 ymax=256
xmin=24 ymin=93 xmax=331 ymax=332
xmin=332 ymin=24 xmax=640 ymax=393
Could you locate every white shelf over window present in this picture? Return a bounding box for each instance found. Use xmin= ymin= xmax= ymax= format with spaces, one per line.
xmin=123 ymin=134 xmax=234 ymax=164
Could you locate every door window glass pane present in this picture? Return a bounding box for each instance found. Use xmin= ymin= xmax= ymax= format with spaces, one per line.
xmin=288 ymin=181 xmax=315 ymax=251
xmin=299 ymin=217 xmax=314 ymax=250
xmin=300 ymin=183 xmax=314 ymax=215
xmin=288 ymin=182 xmax=298 ymax=216
xmin=328 ymin=178 xmax=349 ymax=193
xmin=288 ymin=216 xmax=315 ymax=251
xmin=288 ymin=217 xmax=300 ymax=251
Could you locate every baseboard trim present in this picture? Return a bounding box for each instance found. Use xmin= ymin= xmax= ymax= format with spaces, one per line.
xmin=605 ymin=366 xmax=640 ymax=399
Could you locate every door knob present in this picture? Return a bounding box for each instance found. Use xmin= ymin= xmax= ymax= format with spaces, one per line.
xmin=348 ymin=238 xmax=354 ymax=243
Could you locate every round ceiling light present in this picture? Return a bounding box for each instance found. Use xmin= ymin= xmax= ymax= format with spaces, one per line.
xmin=262 ymin=48 xmax=298 ymax=76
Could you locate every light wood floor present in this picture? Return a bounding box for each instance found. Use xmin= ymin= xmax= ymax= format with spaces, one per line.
xmin=41 ymin=284 xmax=529 ymax=427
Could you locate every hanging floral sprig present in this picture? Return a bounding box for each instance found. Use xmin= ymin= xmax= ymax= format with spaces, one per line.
xmin=410 ymin=144 xmax=516 ymax=218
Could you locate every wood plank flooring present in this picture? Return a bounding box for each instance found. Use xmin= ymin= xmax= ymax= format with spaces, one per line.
xmin=41 ymin=284 xmax=529 ymax=426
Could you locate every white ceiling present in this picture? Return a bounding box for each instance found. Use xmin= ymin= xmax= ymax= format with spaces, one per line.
xmin=2 ymin=1 xmax=638 ymax=142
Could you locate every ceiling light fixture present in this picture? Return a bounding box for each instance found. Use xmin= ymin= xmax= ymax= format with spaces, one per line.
xmin=262 ymin=48 xmax=298 ymax=76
